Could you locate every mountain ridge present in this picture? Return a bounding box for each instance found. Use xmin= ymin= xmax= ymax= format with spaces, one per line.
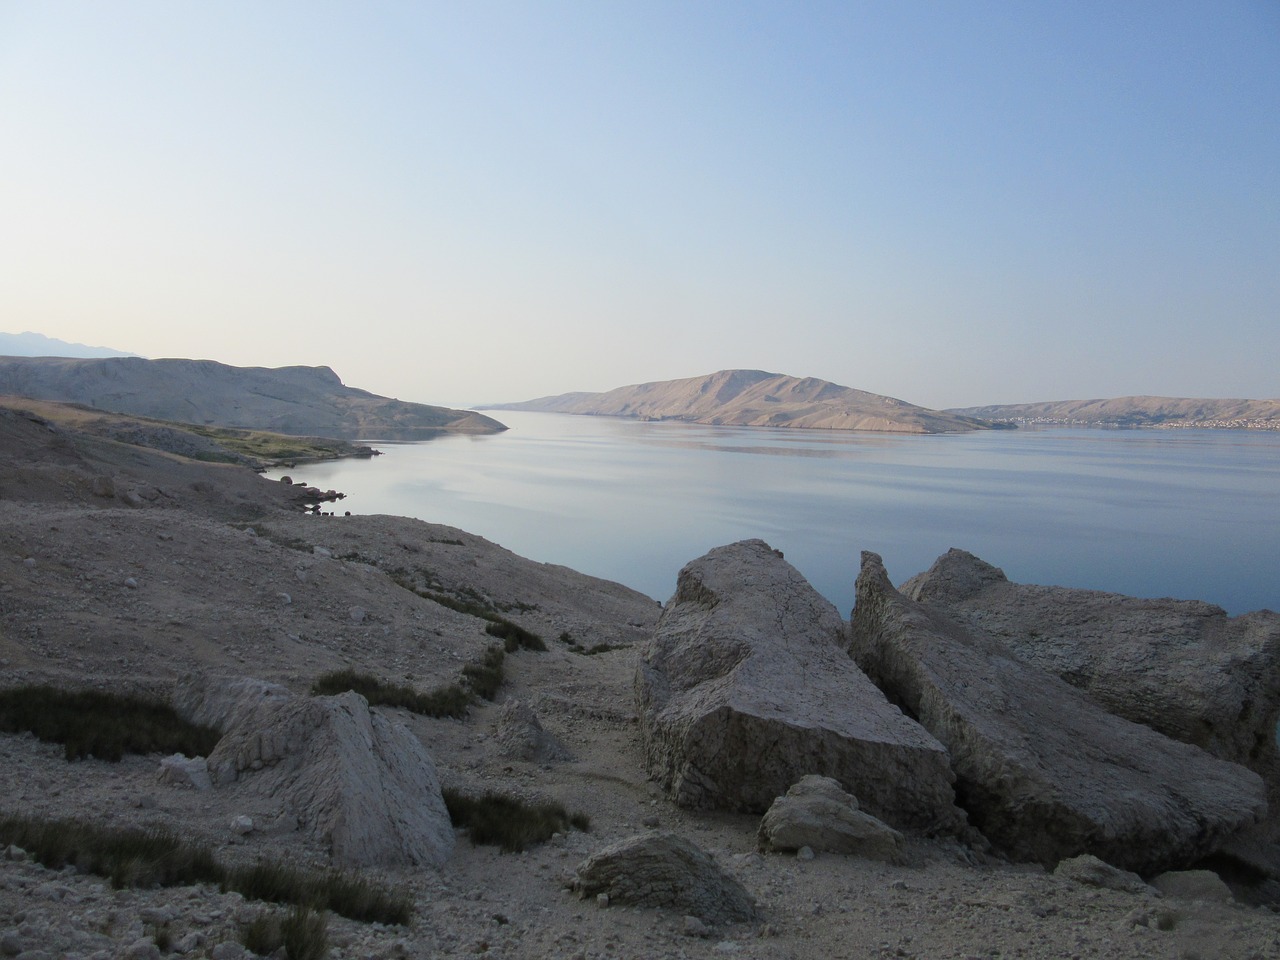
xmin=0 ymin=355 xmax=505 ymax=440
xmin=484 ymin=369 xmax=1003 ymax=434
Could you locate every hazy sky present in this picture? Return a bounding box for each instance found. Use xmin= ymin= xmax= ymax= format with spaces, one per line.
xmin=2 ymin=1 xmax=1276 ymax=409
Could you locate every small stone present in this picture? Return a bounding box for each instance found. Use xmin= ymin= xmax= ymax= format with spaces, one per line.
xmin=4 ymin=845 xmax=26 ymax=861
xmin=595 ymin=893 xmax=609 ymax=908
xmin=124 ymin=577 xmax=138 ymax=589
xmin=230 ymin=815 xmax=254 ymax=836
xmin=124 ymin=939 xmax=161 ymax=960
xmin=349 ymin=606 xmax=367 ymax=623
xmin=21 ymin=558 xmax=35 ymax=570
xmin=210 ymin=943 xmax=249 ymax=960
xmin=682 ymin=915 xmax=713 ymax=938
xmin=277 ymin=593 xmax=292 ymax=605
xmin=796 ymin=846 xmax=815 ymax=861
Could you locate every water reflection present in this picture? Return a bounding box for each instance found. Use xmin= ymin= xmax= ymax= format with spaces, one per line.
xmin=271 ymin=412 xmax=1280 ymax=616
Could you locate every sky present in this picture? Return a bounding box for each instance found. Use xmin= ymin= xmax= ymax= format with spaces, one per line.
xmin=1 ymin=1 xmax=1277 ymax=410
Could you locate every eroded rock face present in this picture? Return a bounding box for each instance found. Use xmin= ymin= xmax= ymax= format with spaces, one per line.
xmin=851 ymin=551 xmax=1267 ymax=874
xmin=900 ymin=548 xmax=1280 ymax=800
xmin=206 ymin=689 xmax=454 ymax=869
xmin=572 ymin=832 xmax=759 ymax=924
xmin=636 ymin=540 xmax=962 ymax=832
xmin=758 ymin=775 xmax=903 ymax=861
xmin=174 ymin=674 xmax=291 ymax=733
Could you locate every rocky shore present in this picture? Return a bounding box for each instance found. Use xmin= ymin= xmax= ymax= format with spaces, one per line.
xmin=2 ymin=401 xmax=1279 ymax=959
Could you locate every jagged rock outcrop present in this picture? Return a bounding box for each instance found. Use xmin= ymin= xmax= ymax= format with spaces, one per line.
xmin=852 ymin=551 xmax=1267 ymax=874
xmin=572 ymin=832 xmax=759 ymax=924
xmin=493 ymin=699 xmax=572 ymax=762
xmin=635 ymin=540 xmax=962 ymax=831
xmin=901 ymin=549 xmax=1280 ymax=797
xmin=205 ymin=688 xmax=454 ymax=869
xmin=758 ymin=775 xmax=903 ymax=861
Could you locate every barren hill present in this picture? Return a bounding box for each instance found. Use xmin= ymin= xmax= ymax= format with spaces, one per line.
xmin=486 ymin=369 xmax=1003 ymax=434
xmin=0 ymin=355 xmax=505 ymax=440
xmin=949 ymin=396 xmax=1280 ymax=429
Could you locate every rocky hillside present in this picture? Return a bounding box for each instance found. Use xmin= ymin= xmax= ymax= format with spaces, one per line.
xmin=949 ymin=396 xmax=1280 ymax=429
xmin=3 ymin=402 xmax=1280 ymax=958
xmin=485 ymin=369 xmax=1007 ymax=434
xmin=0 ymin=356 xmax=505 ymax=440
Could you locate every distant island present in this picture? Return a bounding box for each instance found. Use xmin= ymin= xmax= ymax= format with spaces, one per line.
xmin=0 ymin=356 xmax=506 ymax=440
xmin=0 ymin=330 xmax=138 ymax=359
xmin=482 ymin=369 xmax=1009 ymax=435
xmin=949 ymin=397 xmax=1280 ymax=430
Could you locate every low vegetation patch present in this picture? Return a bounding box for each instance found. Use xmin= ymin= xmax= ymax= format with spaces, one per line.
xmin=0 ymin=685 xmax=221 ymax=762
xmin=311 ymin=669 xmax=470 ymax=719
xmin=556 ymin=632 xmax=624 ymax=656
xmin=0 ymin=815 xmax=411 ymax=926
xmin=442 ymin=789 xmax=590 ymax=853
xmin=484 ymin=618 xmax=547 ymax=652
xmin=240 ymin=905 xmax=328 ymax=960
xmin=462 ymin=646 xmax=506 ymax=701
xmin=228 ymin=859 xmax=411 ymax=926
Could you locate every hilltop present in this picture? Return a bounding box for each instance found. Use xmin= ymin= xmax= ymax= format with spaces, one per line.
xmin=950 ymin=396 xmax=1280 ymax=430
xmin=485 ymin=369 xmax=1005 ymax=434
xmin=0 ymin=355 xmax=505 ymax=440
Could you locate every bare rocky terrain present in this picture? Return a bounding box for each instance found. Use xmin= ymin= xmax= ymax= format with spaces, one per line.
xmin=3 ymin=398 xmax=1280 ymax=959
xmin=948 ymin=396 xmax=1280 ymax=429
xmin=484 ymin=369 xmax=1004 ymax=434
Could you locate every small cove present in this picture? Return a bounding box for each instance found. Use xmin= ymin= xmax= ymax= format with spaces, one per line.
xmin=268 ymin=412 xmax=1280 ymax=616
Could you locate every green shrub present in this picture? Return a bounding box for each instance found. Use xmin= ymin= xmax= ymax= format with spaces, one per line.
xmin=442 ymin=789 xmax=590 ymax=853
xmin=0 ymin=814 xmax=410 ymax=926
xmin=462 ymin=647 xmax=505 ymax=701
xmin=227 ymin=860 xmax=411 ymax=926
xmin=484 ymin=618 xmax=547 ymax=652
xmin=0 ymin=815 xmax=221 ymax=889
xmin=241 ymin=905 xmax=328 ymax=960
xmin=311 ymin=669 xmax=469 ymax=719
xmin=0 ymin=685 xmax=221 ymax=762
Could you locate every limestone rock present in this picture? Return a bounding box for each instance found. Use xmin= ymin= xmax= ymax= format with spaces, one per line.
xmin=572 ymin=832 xmax=759 ymax=924
xmin=758 ymin=775 xmax=903 ymax=862
xmin=157 ymin=754 xmax=212 ymax=792
xmin=901 ymin=548 xmax=1280 ymax=796
xmin=635 ymin=540 xmax=962 ymax=832
xmin=1149 ymin=870 xmax=1234 ymax=903
xmin=851 ymin=551 xmax=1267 ymax=874
xmin=174 ymin=674 xmax=290 ymax=733
xmin=1053 ymin=855 xmax=1152 ymax=895
xmin=493 ymin=699 xmax=572 ymax=762
xmin=206 ymin=689 xmax=454 ymax=868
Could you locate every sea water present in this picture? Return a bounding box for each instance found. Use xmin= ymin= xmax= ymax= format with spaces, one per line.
xmin=267 ymin=411 xmax=1280 ymax=616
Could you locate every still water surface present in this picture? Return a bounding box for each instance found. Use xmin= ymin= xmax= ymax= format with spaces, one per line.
xmin=269 ymin=412 xmax=1280 ymax=616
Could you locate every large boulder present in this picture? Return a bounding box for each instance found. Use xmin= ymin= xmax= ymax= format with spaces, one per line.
xmin=851 ymin=551 xmax=1267 ymax=874
xmin=572 ymin=832 xmax=759 ymax=924
xmin=758 ymin=775 xmax=903 ymax=861
xmin=636 ymin=540 xmax=962 ymax=832
xmin=900 ymin=548 xmax=1280 ymax=798
xmin=206 ymin=689 xmax=454 ymax=869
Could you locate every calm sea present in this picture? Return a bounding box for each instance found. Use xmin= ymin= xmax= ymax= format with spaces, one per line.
xmin=268 ymin=411 xmax=1280 ymax=616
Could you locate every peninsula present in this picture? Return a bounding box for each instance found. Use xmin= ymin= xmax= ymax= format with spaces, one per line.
xmin=0 ymin=355 xmax=505 ymax=440
xmin=949 ymin=396 xmax=1280 ymax=430
xmin=484 ymin=369 xmax=1006 ymax=434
